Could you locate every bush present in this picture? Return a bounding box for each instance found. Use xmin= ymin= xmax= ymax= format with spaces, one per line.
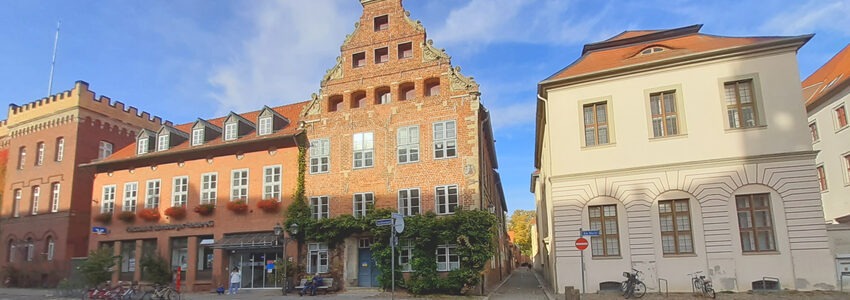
xmin=78 ymin=247 xmax=119 ymax=287
xmin=140 ymin=255 xmax=172 ymax=285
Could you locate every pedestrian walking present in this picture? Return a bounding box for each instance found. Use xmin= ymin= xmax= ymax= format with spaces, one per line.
xmin=229 ymin=267 xmax=241 ymax=295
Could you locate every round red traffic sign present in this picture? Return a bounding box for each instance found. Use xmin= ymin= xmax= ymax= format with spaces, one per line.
xmin=575 ymin=237 xmax=589 ymax=251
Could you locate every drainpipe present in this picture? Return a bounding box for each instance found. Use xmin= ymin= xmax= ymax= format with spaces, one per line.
xmin=537 ymin=92 xmax=559 ymax=292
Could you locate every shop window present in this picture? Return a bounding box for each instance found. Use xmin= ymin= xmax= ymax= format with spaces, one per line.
xmin=197 ymin=235 xmax=214 ymax=280
xmin=140 ymin=240 xmax=157 ymax=281
xmin=171 ymin=237 xmax=188 ymax=280
xmin=120 ymin=241 xmax=136 ymax=281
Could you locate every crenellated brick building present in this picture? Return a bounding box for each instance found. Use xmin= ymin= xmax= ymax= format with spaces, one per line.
xmin=0 ymin=81 xmax=167 ymax=286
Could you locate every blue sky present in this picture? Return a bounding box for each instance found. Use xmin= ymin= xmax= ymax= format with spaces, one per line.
xmin=2 ymin=0 xmax=849 ymax=214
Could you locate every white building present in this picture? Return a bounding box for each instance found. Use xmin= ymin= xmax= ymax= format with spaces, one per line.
xmin=803 ymin=44 xmax=850 ymax=223
xmin=532 ymin=25 xmax=836 ymax=294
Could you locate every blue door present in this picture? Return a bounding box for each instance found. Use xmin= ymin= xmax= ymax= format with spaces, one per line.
xmin=357 ymin=246 xmax=380 ymax=287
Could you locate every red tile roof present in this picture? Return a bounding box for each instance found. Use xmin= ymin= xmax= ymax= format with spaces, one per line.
xmin=544 ymin=24 xmax=811 ymax=83
xmin=802 ymin=44 xmax=850 ymax=109
xmin=96 ymin=101 xmax=308 ymax=163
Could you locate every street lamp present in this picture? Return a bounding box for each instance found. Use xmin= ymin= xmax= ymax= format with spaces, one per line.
xmin=275 ymin=222 xmax=298 ymax=295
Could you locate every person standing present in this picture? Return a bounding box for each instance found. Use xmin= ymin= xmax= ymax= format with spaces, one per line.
xmin=229 ymin=267 xmax=241 ymax=295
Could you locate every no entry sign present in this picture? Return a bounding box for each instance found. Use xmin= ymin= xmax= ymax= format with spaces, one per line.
xmin=575 ymin=237 xmax=589 ymax=251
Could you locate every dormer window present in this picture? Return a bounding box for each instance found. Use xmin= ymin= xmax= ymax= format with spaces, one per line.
xmin=374 ymin=15 xmax=389 ymax=31
xmin=137 ymin=139 xmax=148 ymax=155
xmin=225 ymin=123 xmax=238 ymax=141
xmin=192 ymin=128 xmax=204 ymax=146
xmin=259 ymin=116 xmax=273 ymax=136
xmin=640 ymin=46 xmax=667 ymax=55
xmin=157 ymin=134 xmax=169 ymax=151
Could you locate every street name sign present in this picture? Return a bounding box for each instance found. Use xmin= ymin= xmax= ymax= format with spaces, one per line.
xmin=375 ymin=219 xmax=393 ymax=226
xmin=581 ymin=230 xmax=600 ymax=237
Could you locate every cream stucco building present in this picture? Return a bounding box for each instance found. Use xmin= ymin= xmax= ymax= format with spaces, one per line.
xmin=532 ymin=25 xmax=836 ymax=294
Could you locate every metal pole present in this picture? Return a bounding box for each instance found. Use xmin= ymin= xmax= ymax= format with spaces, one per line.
xmin=391 ymin=220 xmax=396 ymax=300
xmin=48 ymin=20 xmax=60 ymax=96
xmin=579 ymin=227 xmax=585 ymax=294
xmin=283 ymin=239 xmax=288 ymax=295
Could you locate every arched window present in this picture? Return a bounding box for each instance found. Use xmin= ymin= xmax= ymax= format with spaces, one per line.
xmin=25 ymin=238 xmax=34 ymax=262
xmin=46 ymin=237 xmax=55 ymax=261
xmin=7 ymin=240 xmax=15 ymax=263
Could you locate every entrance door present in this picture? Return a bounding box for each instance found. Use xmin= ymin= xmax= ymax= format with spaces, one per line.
xmin=230 ymin=251 xmax=281 ymax=288
xmin=357 ymin=239 xmax=380 ymax=287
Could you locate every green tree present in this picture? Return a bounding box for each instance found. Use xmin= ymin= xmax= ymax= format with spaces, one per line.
xmin=78 ymin=247 xmax=119 ymax=287
xmin=508 ymin=210 xmax=536 ymax=257
xmin=140 ymin=254 xmax=172 ymax=284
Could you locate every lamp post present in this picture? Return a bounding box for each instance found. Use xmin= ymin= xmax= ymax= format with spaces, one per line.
xmin=274 ymin=222 xmax=298 ymax=295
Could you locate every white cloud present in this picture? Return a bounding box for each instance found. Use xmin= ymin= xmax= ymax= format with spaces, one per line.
xmin=207 ymin=0 xmax=359 ymax=114
xmin=761 ymin=0 xmax=850 ymax=36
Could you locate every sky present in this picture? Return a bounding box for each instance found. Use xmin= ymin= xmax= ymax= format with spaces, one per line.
xmin=1 ymin=0 xmax=849 ymax=214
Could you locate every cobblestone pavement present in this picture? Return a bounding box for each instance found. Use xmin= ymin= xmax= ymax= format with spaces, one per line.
xmin=488 ymin=268 xmax=549 ymax=300
xmin=580 ymin=290 xmax=850 ymax=300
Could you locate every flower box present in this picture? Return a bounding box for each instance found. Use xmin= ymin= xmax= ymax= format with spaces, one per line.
xmin=138 ymin=208 xmax=161 ymax=222
xmin=226 ymin=200 xmax=249 ymax=214
xmin=164 ymin=206 xmax=187 ymax=219
xmin=94 ymin=212 xmax=112 ymax=224
xmin=117 ymin=211 xmax=136 ymax=223
xmin=193 ymin=204 xmax=216 ymax=216
xmin=256 ymin=199 xmax=281 ymax=213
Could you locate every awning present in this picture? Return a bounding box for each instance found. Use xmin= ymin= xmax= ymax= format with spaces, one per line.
xmin=199 ymin=239 xmax=215 ymax=245
xmin=212 ymin=232 xmax=278 ymax=250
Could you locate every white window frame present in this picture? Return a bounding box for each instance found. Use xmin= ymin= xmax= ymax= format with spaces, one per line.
xmin=157 ymin=135 xmax=169 ymax=151
xmin=123 ymin=182 xmax=138 ymax=212
xmin=47 ymin=238 xmax=55 ymax=261
xmin=55 ymin=137 xmax=64 ymax=162
xmin=353 ymin=132 xmax=374 ymax=169
xmin=435 ymin=185 xmax=458 ymax=215
xmin=17 ymin=146 xmax=26 ymax=170
xmin=310 ymin=139 xmax=330 ymax=174
xmin=99 ymin=141 xmax=114 ymax=159
xmin=102 ymin=185 xmax=116 ymax=214
xmin=231 ymin=169 xmax=249 ymax=202
xmin=397 ymin=126 xmax=419 ymax=164
xmin=50 ymin=183 xmax=60 ymax=213
xmin=399 ymin=240 xmax=414 ymax=272
xmin=31 ymin=186 xmax=40 ymax=215
xmin=353 ymin=192 xmax=374 ymax=217
xmin=26 ymin=241 xmax=34 ymax=262
xmin=145 ymin=179 xmax=161 ymax=208
xmin=263 ymin=166 xmax=282 ymax=200
xmin=137 ymin=138 xmax=148 ymax=155
xmin=224 ymin=123 xmax=238 ymax=141
xmin=307 ymin=243 xmax=329 ymax=273
xmin=433 ymin=121 xmax=457 ymax=159
xmin=311 ymin=196 xmax=329 ymax=220
xmin=172 ymin=176 xmax=189 ymax=207
xmin=436 ymin=244 xmax=459 ymax=271
xmin=398 ymin=188 xmax=420 ymax=216
xmin=13 ymin=189 xmax=21 ymax=218
xmin=200 ymin=173 xmax=218 ymax=205
xmin=258 ymin=116 xmax=273 ymax=135
xmin=191 ymin=128 xmax=204 ymax=146
xmin=36 ymin=142 xmax=45 ymax=166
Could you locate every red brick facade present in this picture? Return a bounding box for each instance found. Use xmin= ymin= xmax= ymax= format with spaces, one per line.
xmin=0 ymin=82 xmax=166 ymax=287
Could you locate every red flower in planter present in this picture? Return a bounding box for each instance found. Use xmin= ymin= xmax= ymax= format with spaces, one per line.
xmin=256 ymin=198 xmax=281 ymax=213
xmin=94 ymin=212 xmax=113 ymax=224
xmin=226 ymin=200 xmax=249 ymax=214
xmin=117 ymin=211 xmax=136 ymax=223
xmin=138 ymin=208 xmax=161 ymax=222
xmin=164 ymin=206 xmax=187 ymax=219
xmin=193 ymin=204 xmax=216 ymax=216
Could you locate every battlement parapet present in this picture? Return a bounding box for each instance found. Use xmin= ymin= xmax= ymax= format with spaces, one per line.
xmin=7 ymin=81 xmax=170 ymax=129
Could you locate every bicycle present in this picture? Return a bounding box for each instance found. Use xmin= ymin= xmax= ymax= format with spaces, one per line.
xmin=689 ymin=271 xmax=716 ymax=298
xmin=621 ymin=268 xmax=646 ymax=299
xmin=140 ymin=283 xmax=181 ymax=300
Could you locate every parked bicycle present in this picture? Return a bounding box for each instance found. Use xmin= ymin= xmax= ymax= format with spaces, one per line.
xmin=621 ymin=268 xmax=646 ymax=299
xmin=140 ymin=283 xmax=181 ymax=300
xmin=82 ymin=281 xmax=137 ymax=300
xmin=689 ymin=271 xmax=716 ymax=298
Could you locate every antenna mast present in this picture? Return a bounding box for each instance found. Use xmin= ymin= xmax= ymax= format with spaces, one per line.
xmin=47 ymin=20 xmax=61 ymax=96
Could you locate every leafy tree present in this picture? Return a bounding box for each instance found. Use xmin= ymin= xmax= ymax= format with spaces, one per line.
xmin=78 ymin=247 xmax=119 ymax=287
xmin=140 ymin=254 xmax=172 ymax=284
xmin=508 ymin=210 xmax=536 ymax=256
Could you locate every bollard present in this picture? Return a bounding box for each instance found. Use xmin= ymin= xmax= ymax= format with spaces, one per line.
xmin=564 ymin=286 xmax=580 ymax=300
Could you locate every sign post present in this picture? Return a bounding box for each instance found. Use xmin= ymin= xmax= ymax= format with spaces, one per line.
xmin=576 ymin=228 xmax=590 ymax=294
xmin=376 ymin=215 xmax=405 ymax=300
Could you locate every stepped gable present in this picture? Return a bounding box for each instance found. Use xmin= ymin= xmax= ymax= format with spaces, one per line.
xmin=544 ymin=24 xmax=813 ymax=83
xmin=98 ymin=101 xmax=309 ymax=163
xmin=802 ymin=43 xmax=850 ymax=109
xmin=7 ymin=81 xmax=171 ymax=129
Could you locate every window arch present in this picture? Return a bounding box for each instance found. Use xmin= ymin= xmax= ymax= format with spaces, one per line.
xmin=639 ymin=46 xmax=668 ymax=55
xmin=425 ymin=78 xmax=441 ymax=97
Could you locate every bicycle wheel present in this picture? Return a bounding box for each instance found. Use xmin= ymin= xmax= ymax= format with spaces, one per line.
xmin=621 ymin=281 xmax=629 ymax=296
xmin=140 ymin=291 xmax=152 ymax=300
xmin=705 ymin=287 xmax=716 ymax=299
xmin=624 ymin=284 xmax=634 ymax=299
xmin=692 ymin=279 xmax=702 ymax=293
xmin=165 ymin=289 xmax=181 ymax=300
xmin=633 ymin=282 xmax=646 ymax=298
